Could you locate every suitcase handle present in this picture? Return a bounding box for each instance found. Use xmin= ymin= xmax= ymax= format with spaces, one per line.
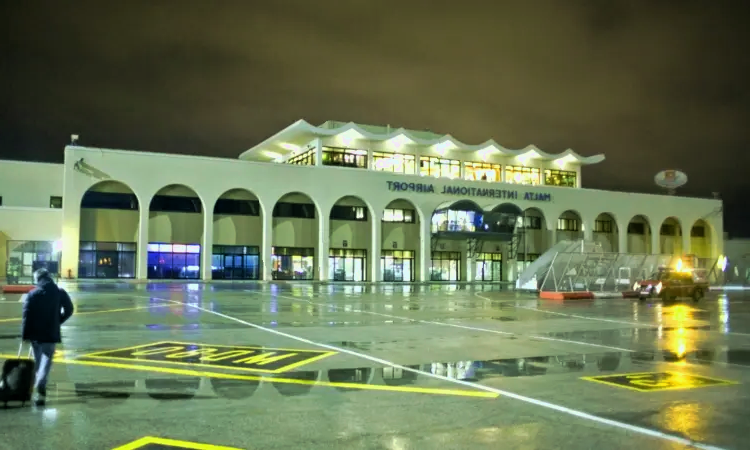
xmin=17 ymin=342 xmax=32 ymax=359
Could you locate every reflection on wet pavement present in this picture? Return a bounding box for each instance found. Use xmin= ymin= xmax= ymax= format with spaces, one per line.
xmin=0 ymin=283 xmax=748 ymax=450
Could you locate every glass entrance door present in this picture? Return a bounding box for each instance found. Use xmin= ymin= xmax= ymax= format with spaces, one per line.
xmin=6 ymin=241 xmax=60 ymax=284
xmin=475 ymin=252 xmax=502 ymax=282
xmin=430 ymin=251 xmax=461 ymax=281
xmin=328 ymin=249 xmax=366 ymax=281
xmin=381 ymin=250 xmax=415 ymax=282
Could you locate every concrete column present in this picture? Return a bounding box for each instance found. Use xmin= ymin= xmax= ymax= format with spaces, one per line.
xmin=136 ymin=207 xmax=149 ymax=280
xmin=651 ymin=229 xmax=661 ymax=255
xmin=370 ymin=218 xmax=382 ymax=282
xmin=618 ymin=224 xmax=628 ymax=254
xmin=201 ymin=209 xmax=214 ymax=281
xmin=681 ymin=229 xmax=691 ymax=256
xmin=261 ymin=213 xmax=273 ymax=281
xmin=419 ymin=220 xmax=431 ymax=281
xmin=317 ymin=213 xmax=330 ymax=281
xmin=314 ymin=138 xmax=323 ymax=166
xmin=60 ymin=198 xmax=80 ymax=280
xmin=583 ymin=220 xmax=594 ymax=242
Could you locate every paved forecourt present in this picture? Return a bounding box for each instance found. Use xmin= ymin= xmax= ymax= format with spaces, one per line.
xmin=0 ymin=282 xmax=748 ymax=450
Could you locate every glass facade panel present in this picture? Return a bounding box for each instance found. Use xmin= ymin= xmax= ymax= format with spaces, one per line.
xmin=321 ymin=147 xmax=368 ymax=168
xmin=272 ymin=247 xmax=314 ymax=280
xmin=383 ymin=208 xmax=415 ymax=223
xmin=431 ymin=251 xmax=461 ymax=281
xmin=78 ymin=241 xmax=136 ymax=279
xmin=328 ymin=248 xmax=366 ymax=281
xmin=380 ymin=250 xmax=415 ymax=282
xmin=212 ymin=245 xmax=260 ymax=280
xmin=147 ymin=242 xmax=201 ymax=279
xmin=431 ymin=210 xmax=482 ymax=233
xmin=475 ymin=252 xmax=503 ymax=282
xmin=464 ymin=161 xmax=501 ymax=182
xmin=419 ymin=157 xmax=460 ymax=179
xmin=6 ymin=240 xmax=59 ymax=284
xmin=372 ymin=152 xmax=416 ymax=174
xmin=504 ymin=165 xmax=541 ymax=185
xmin=544 ymin=169 xmax=577 ymax=187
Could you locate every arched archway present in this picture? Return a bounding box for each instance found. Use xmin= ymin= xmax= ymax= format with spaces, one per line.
xmin=690 ymin=219 xmax=712 ymax=259
xmin=430 ymin=200 xmax=486 ymax=282
xmin=381 ymin=199 xmax=420 ymax=282
xmin=556 ymin=210 xmax=583 ymax=242
xmin=271 ymin=192 xmax=319 ymax=280
xmin=626 ymin=215 xmax=652 ymax=253
xmin=148 ymin=184 xmax=204 ymax=279
xmin=593 ymin=212 xmax=619 ymax=252
xmin=212 ymin=188 xmax=263 ymax=280
xmin=659 ymin=217 xmax=683 ymax=255
xmin=329 ymin=195 xmax=372 ymax=282
xmin=78 ymin=180 xmax=139 ymax=278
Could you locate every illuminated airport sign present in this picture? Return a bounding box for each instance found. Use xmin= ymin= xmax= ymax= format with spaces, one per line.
xmin=386 ymin=181 xmax=552 ymax=202
xmin=81 ymin=341 xmax=337 ymax=374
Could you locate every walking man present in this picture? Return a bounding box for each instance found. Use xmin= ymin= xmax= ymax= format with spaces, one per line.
xmin=21 ymin=268 xmax=74 ymax=406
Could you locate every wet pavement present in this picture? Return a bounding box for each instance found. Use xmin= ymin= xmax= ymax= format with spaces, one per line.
xmin=1 ymin=283 xmax=749 ymax=449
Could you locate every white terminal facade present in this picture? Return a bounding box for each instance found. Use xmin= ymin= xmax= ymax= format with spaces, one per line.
xmin=0 ymin=120 xmax=723 ymax=284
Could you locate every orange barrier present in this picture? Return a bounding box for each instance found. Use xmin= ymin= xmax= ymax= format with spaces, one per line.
xmin=1 ymin=285 xmax=35 ymax=294
xmin=539 ymin=291 xmax=595 ymax=300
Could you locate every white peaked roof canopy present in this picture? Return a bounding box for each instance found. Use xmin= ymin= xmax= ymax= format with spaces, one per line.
xmin=239 ymin=120 xmax=605 ymax=165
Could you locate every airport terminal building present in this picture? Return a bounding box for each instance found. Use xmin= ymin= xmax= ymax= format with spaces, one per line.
xmin=0 ymin=120 xmax=723 ymax=284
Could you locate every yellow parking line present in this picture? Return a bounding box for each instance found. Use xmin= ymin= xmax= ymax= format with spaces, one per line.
xmin=0 ymin=305 xmax=168 ymax=323
xmin=0 ymin=353 xmax=499 ymax=399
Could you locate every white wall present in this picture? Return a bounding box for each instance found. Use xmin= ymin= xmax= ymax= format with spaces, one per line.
xmin=0 ymin=147 xmax=724 ymax=282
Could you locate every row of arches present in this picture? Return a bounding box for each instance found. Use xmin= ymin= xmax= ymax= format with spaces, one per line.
xmin=75 ymin=180 xmax=713 ymax=282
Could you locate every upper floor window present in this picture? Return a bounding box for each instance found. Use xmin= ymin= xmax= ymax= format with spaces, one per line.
xmin=660 ymin=224 xmax=677 ymax=235
xmin=419 ymin=156 xmax=460 ymax=179
xmin=273 ymin=202 xmax=315 ymax=219
xmin=383 ymin=208 xmax=415 ymax=223
xmin=464 ymin=161 xmax=501 ymax=182
xmin=50 ymin=196 xmax=63 ymax=209
xmin=557 ymin=218 xmax=579 ymax=231
xmin=594 ymin=220 xmax=613 ymax=233
xmin=691 ymin=226 xmax=705 ymax=237
xmin=321 ymin=146 xmax=367 ymax=169
xmin=373 ymin=152 xmax=415 ymax=174
xmin=520 ymin=215 xmax=542 ymax=229
xmin=330 ymin=205 xmax=367 ymax=221
xmin=214 ymin=198 xmax=260 ymax=216
xmin=627 ymin=222 xmax=645 ymax=235
xmin=432 ymin=209 xmax=479 ymax=233
xmin=287 ymin=149 xmax=314 ymax=166
xmin=504 ymin=165 xmax=540 ymax=185
xmin=544 ymin=169 xmax=577 ymax=187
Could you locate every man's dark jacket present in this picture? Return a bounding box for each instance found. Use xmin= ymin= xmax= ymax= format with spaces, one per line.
xmin=21 ymin=278 xmax=74 ymax=343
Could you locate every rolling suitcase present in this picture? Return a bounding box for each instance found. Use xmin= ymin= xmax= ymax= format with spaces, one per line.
xmin=0 ymin=343 xmax=35 ymax=407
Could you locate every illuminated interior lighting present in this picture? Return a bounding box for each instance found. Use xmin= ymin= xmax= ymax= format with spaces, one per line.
xmin=433 ymin=140 xmax=457 ymax=154
xmin=387 ymin=134 xmax=414 ymax=150
xmin=279 ymin=143 xmax=300 ymax=152
xmin=336 ymin=129 xmax=365 ymax=146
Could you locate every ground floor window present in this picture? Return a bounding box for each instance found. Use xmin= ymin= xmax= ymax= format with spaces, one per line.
xmin=431 ymin=251 xmax=461 ymax=281
xmin=475 ymin=252 xmax=502 ymax=282
xmin=147 ymin=243 xmax=201 ymax=279
xmin=5 ymin=240 xmax=60 ymax=284
xmin=79 ymin=241 xmax=136 ymax=279
xmin=515 ymin=253 xmax=540 ymax=277
xmin=381 ymin=250 xmax=414 ymax=282
xmin=329 ymin=248 xmax=366 ymax=281
xmin=272 ymin=247 xmax=314 ymax=280
xmin=212 ymin=245 xmax=260 ymax=280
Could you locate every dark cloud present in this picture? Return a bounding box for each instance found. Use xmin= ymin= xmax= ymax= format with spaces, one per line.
xmin=2 ymin=0 xmax=749 ymax=233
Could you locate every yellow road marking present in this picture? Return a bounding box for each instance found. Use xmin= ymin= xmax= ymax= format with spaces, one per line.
xmin=0 ymin=353 xmax=499 ymax=399
xmin=112 ymin=435 xmax=244 ymax=450
xmin=0 ymin=305 xmax=169 ymax=323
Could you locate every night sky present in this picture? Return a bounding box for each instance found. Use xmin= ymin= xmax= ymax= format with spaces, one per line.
xmin=2 ymin=1 xmax=749 ymax=236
